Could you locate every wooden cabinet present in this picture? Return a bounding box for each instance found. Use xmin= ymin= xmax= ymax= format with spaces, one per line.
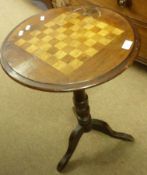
xmin=84 ymin=0 xmax=147 ymax=23
xmin=70 ymin=0 xmax=147 ymax=65
xmin=42 ymin=0 xmax=53 ymax=8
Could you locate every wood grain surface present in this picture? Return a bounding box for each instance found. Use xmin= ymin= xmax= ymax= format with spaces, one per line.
xmin=0 ymin=6 xmax=140 ymax=92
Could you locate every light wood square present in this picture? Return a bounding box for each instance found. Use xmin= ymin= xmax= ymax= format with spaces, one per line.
xmin=96 ymin=22 xmax=108 ymax=29
xmin=112 ymin=28 xmax=124 ymax=35
xmin=28 ymin=37 xmax=40 ymax=44
xmin=84 ymin=24 xmax=95 ymax=30
xmin=56 ymin=27 xmax=66 ymax=33
xmin=41 ymin=53 xmax=50 ymax=61
xmin=69 ymin=49 xmax=82 ymax=58
xmin=35 ymin=50 xmax=46 ymax=59
xmin=70 ymin=32 xmax=81 ymax=39
xmin=70 ymin=18 xmax=81 ymax=24
xmin=41 ymin=35 xmax=52 ymax=42
xmin=43 ymin=28 xmax=54 ymax=34
xmin=68 ymin=59 xmax=83 ymax=69
xmin=53 ymin=60 xmax=67 ymax=70
xmin=70 ymin=40 xmax=81 ymax=47
xmin=55 ymin=33 xmax=67 ymax=40
xmin=41 ymin=43 xmax=52 ymax=51
xmin=83 ymin=16 xmax=97 ymax=23
xmin=55 ymin=42 xmax=67 ymax=49
xmin=85 ymin=48 xmax=98 ymax=57
xmin=98 ymin=30 xmax=110 ymax=36
xmin=26 ymin=45 xmax=37 ymax=53
xmin=55 ymin=50 xmax=67 ymax=59
xmin=84 ymin=31 xmax=95 ymax=38
xmin=84 ymin=38 xmax=97 ymax=47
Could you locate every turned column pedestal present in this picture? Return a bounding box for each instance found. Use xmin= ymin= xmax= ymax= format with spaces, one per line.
xmin=57 ymin=90 xmax=134 ymax=171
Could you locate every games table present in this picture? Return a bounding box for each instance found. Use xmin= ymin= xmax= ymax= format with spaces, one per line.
xmin=0 ymin=6 xmax=140 ymax=172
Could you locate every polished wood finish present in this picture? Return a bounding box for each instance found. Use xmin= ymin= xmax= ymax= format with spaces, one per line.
xmin=57 ymin=90 xmax=134 ymax=172
xmin=0 ymin=7 xmax=139 ymax=92
xmin=70 ymin=0 xmax=147 ymax=65
xmin=0 ymin=6 xmax=140 ymax=172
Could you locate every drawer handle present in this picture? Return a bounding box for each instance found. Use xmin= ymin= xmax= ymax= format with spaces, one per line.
xmin=117 ymin=0 xmax=132 ymax=8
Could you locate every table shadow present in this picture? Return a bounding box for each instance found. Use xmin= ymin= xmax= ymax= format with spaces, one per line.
xmin=62 ymin=140 xmax=134 ymax=173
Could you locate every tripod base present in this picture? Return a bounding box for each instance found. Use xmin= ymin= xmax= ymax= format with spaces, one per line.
xmin=92 ymin=119 xmax=134 ymax=142
xmin=57 ymin=90 xmax=134 ymax=172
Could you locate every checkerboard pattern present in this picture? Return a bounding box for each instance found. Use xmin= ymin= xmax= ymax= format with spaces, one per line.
xmin=15 ymin=11 xmax=124 ymax=75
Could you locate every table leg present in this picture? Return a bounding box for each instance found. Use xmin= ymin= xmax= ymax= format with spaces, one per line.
xmin=57 ymin=125 xmax=84 ymax=172
xmin=92 ymin=119 xmax=134 ymax=141
xmin=57 ymin=90 xmax=134 ymax=172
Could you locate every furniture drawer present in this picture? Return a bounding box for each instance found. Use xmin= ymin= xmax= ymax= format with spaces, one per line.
xmin=84 ymin=0 xmax=147 ymax=23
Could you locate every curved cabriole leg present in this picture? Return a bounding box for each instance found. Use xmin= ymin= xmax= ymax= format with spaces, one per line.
xmin=57 ymin=125 xmax=84 ymax=172
xmin=92 ymin=119 xmax=134 ymax=142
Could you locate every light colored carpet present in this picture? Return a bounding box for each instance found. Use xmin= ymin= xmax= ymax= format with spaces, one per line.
xmin=0 ymin=1 xmax=147 ymax=175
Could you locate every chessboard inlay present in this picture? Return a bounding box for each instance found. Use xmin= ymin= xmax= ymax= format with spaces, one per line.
xmin=15 ymin=11 xmax=124 ymax=75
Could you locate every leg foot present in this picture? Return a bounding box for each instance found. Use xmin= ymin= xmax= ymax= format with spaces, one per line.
xmin=57 ymin=125 xmax=84 ymax=172
xmin=92 ymin=119 xmax=134 ymax=142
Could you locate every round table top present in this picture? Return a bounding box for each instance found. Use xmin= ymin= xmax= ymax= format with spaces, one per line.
xmin=0 ymin=6 xmax=139 ymax=92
